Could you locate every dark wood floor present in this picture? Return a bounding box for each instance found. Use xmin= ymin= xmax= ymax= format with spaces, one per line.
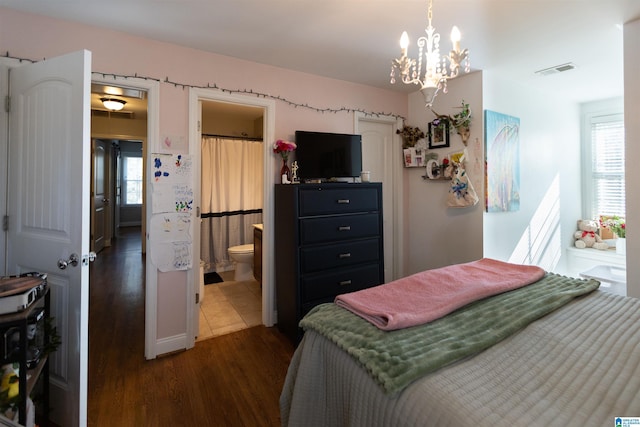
xmin=87 ymin=227 xmax=294 ymax=426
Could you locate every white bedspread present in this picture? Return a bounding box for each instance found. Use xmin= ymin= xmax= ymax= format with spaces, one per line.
xmin=281 ymin=290 xmax=640 ymax=427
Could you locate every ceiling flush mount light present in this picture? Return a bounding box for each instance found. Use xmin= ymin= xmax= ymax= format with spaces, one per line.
xmin=390 ymin=0 xmax=470 ymax=107
xmin=100 ymin=97 xmax=126 ymax=111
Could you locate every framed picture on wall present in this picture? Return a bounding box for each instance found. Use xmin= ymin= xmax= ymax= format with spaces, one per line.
xmin=428 ymin=119 xmax=450 ymax=149
xmin=403 ymin=147 xmax=425 ymax=167
xmin=484 ymin=109 xmax=520 ymax=212
xmin=403 ymin=138 xmax=428 ymax=167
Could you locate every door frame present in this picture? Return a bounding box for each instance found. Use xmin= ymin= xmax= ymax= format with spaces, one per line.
xmin=90 ymin=74 xmax=160 ymax=358
xmin=355 ymin=113 xmax=405 ymax=280
xmin=0 ymin=61 xmax=10 ymax=275
xmin=187 ymin=88 xmax=276 ymax=348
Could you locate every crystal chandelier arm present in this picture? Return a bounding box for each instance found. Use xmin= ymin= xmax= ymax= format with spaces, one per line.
xmin=448 ymin=48 xmax=469 ymax=78
xmin=391 ymin=57 xmax=419 ymax=85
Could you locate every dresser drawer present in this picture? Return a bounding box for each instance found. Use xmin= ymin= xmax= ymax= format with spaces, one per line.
xmin=299 ymin=187 xmax=379 ymax=216
xmin=302 ymin=263 xmax=382 ymax=302
xmin=300 ymin=213 xmax=379 ymax=244
xmin=301 ymin=238 xmax=380 ymax=273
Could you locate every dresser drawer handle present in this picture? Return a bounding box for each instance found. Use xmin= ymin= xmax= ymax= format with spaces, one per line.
xmin=339 ymin=253 xmax=351 ymax=259
xmin=339 ymin=280 xmax=352 ymax=286
xmin=338 ymin=226 xmax=351 ymax=231
xmin=337 ymin=199 xmax=350 ymax=204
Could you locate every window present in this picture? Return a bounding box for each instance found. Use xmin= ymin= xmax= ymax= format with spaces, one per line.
xmin=581 ymin=99 xmax=624 ymax=221
xmin=122 ymin=155 xmax=143 ymax=205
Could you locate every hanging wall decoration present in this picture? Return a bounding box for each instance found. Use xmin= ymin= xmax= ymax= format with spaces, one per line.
xmin=484 ymin=110 xmax=520 ymax=212
xmin=451 ymin=101 xmax=472 ymax=145
xmin=428 ymin=117 xmax=450 ymax=149
xmin=398 ymin=125 xmax=428 ymax=167
xmin=404 ymin=146 xmax=426 ymax=167
xmin=428 ymin=100 xmax=472 ymax=146
xmin=446 ymin=151 xmax=479 ymax=208
xmin=397 ymin=125 xmax=425 ymax=148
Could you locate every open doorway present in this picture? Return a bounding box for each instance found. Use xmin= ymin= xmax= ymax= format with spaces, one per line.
xmin=91 ymin=138 xmax=144 ymax=252
xmin=197 ymin=101 xmax=265 ymax=340
xmin=187 ymin=88 xmax=277 ymax=349
xmin=90 ymin=83 xmax=148 ymax=253
xmin=89 ymin=76 xmax=163 ymax=360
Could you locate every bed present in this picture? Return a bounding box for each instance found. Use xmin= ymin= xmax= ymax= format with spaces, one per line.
xmin=280 ymin=259 xmax=640 ymax=427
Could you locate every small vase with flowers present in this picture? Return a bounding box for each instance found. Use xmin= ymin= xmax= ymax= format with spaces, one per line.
xmin=273 ymin=139 xmax=297 ymax=183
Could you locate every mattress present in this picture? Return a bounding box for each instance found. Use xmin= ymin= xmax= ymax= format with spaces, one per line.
xmin=281 ymin=290 xmax=640 ymax=427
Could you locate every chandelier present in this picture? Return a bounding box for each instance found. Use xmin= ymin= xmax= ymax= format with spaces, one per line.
xmin=390 ymin=0 xmax=470 ymax=107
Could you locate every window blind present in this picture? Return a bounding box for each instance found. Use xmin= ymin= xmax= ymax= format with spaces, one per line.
xmin=590 ymin=119 xmax=625 ymax=219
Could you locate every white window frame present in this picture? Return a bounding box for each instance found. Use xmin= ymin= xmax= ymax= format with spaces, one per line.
xmin=580 ymin=97 xmax=624 ymax=220
xmin=121 ymin=153 xmax=143 ymax=207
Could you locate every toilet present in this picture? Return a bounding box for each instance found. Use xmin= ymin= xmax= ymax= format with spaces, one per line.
xmin=227 ymin=244 xmax=254 ymax=281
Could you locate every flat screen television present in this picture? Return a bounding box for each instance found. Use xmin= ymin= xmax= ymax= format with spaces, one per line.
xmin=294 ymin=130 xmax=362 ymax=181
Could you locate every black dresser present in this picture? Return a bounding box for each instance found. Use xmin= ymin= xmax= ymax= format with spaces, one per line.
xmin=274 ymin=182 xmax=384 ymax=343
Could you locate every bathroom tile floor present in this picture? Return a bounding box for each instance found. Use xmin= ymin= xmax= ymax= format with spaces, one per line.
xmin=197 ymin=270 xmax=262 ymax=341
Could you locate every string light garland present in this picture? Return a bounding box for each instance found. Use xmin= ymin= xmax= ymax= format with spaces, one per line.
xmin=3 ymin=52 xmax=405 ymax=120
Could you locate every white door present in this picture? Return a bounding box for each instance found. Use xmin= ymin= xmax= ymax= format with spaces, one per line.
xmin=7 ymin=50 xmax=92 ymax=427
xmin=91 ymin=139 xmax=109 ymax=253
xmin=357 ymin=116 xmax=403 ymax=282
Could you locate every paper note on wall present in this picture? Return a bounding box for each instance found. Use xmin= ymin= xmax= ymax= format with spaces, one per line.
xmin=152 ymin=153 xmax=192 ymax=183
xmin=149 ymin=212 xmax=193 ymax=271
xmin=150 ymin=241 xmax=192 ymax=272
xmin=149 ymin=213 xmax=192 ymax=243
xmin=151 ymin=183 xmax=194 ymax=214
xmin=149 ymin=152 xmax=194 ymax=271
xmin=160 ymin=135 xmax=187 ymax=154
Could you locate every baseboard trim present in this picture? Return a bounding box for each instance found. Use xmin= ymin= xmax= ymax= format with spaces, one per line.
xmin=119 ymin=221 xmax=142 ymax=227
xmin=155 ymin=333 xmax=187 ymax=356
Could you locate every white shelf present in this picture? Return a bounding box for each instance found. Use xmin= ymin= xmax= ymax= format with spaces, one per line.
xmin=566 ymin=246 xmax=626 ymax=296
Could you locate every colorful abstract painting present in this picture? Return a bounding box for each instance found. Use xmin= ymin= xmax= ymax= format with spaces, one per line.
xmin=484 ymin=110 xmax=520 ymax=212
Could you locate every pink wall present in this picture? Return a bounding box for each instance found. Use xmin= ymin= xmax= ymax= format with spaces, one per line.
xmin=0 ymin=7 xmax=408 ymax=343
xmin=0 ymin=8 xmax=407 ymax=139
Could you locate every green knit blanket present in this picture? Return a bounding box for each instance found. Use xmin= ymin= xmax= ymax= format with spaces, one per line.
xmin=299 ymin=273 xmax=600 ymax=395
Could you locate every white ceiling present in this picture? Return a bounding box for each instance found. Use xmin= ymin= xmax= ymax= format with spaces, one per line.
xmin=5 ymin=0 xmax=640 ymax=106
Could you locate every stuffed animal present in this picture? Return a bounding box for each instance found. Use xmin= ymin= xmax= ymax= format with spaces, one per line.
xmin=574 ymin=219 xmax=609 ymax=250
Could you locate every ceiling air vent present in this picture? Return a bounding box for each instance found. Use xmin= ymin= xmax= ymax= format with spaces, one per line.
xmin=535 ymin=62 xmax=576 ymax=76
xmin=91 ymin=109 xmax=135 ymax=119
xmin=91 ymin=84 xmax=146 ymax=100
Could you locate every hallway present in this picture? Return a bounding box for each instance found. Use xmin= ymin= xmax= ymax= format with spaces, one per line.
xmin=87 ymin=228 xmax=293 ymax=426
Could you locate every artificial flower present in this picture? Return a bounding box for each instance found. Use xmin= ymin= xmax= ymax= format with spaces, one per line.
xmin=273 ymin=139 xmax=297 ymax=160
xmin=599 ymin=215 xmax=626 ymax=238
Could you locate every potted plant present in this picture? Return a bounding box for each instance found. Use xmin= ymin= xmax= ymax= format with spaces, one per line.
xmin=451 ymin=101 xmax=472 ymax=144
xmin=397 ymin=125 xmax=425 ymax=148
xmin=600 ymin=215 xmax=626 ymax=254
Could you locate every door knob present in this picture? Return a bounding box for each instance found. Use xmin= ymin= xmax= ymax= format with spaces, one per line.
xmin=57 ymin=252 xmax=97 ymax=269
xmin=58 ymin=253 xmax=79 ymax=270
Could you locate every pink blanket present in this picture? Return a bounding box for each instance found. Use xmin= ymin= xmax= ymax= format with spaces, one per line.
xmin=334 ymin=258 xmax=546 ymax=330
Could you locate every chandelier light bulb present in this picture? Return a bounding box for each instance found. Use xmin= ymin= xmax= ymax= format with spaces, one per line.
xmin=450 ymin=26 xmax=461 ymax=52
xmin=400 ymin=31 xmax=410 ymax=53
